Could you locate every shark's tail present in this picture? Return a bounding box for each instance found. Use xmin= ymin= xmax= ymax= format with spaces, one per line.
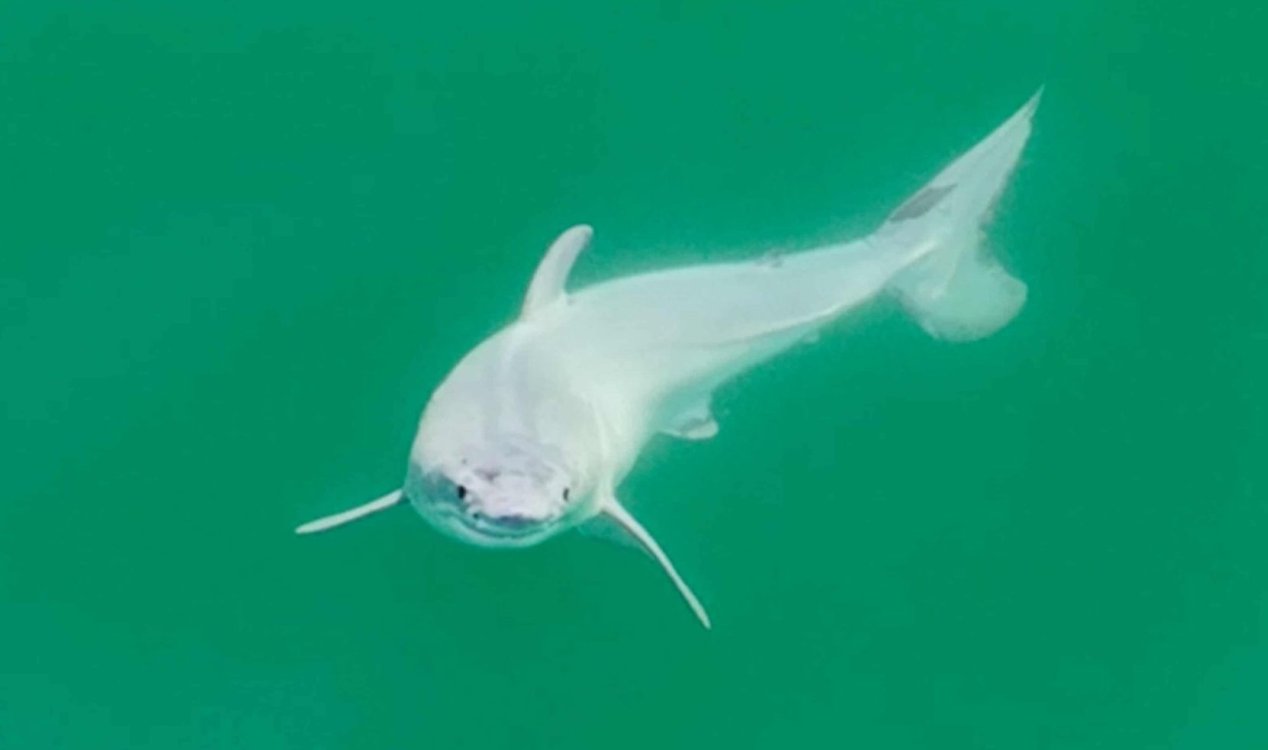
xmin=877 ymin=90 xmax=1040 ymax=341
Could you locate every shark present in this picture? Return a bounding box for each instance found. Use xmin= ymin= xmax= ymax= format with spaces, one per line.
xmin=296 ymin=91 xmax=1042 ymax=628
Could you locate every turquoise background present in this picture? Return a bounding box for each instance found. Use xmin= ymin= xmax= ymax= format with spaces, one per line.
xmin=1 ymin=2 xmax=1263 ymax=748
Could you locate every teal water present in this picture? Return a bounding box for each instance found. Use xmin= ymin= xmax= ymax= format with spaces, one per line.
xmin=1 ymin=2 xmax=1264 ymax=748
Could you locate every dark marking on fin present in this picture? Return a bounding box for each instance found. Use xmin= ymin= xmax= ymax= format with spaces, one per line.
xmin=889 ymin=184 xmax=955 ymax=222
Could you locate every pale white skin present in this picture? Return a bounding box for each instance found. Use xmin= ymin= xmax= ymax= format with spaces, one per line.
xmin=297 ymin=92 xmax=1041 ymax=627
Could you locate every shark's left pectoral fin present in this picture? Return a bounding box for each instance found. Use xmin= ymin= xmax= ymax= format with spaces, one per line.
xmin=522 ymin=224 xmax=592 ymax=318
xmin=600 ymin=496 xmax=712 ymax=629
xmin=295 ymin=490 xmax=403 ymax=535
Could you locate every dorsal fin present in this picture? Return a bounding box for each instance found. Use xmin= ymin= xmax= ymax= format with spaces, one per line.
xmin=521 ymin=225 xmax=592 ymax=318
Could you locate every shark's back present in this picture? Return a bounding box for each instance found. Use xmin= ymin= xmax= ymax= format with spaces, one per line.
xmin=540 ymin=237 xmax=914 ymax=426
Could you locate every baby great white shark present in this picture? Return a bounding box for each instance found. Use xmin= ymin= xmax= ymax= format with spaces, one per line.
xmin=297 ymin=92 xmax=1041 ymax=628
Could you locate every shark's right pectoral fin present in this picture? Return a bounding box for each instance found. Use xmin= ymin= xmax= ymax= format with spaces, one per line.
xmin=294 ymin=490 xmax=403 ymax=534
xmin=600 ymin=495 xmax=712 ymax=629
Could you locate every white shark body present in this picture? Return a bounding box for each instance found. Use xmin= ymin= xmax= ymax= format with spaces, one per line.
xmin=297 ymin=92 xmax=1042 ymax=627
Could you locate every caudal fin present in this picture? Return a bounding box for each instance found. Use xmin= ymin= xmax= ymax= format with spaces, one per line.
xmin=879 ymin=90 xmax=1040 ymax=341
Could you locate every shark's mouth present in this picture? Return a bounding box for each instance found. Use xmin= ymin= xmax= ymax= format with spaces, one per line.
xmin=462 ymin=509 xmax=556 ymax=541
xmin=421 ymin=502 xmax=561 ymax=548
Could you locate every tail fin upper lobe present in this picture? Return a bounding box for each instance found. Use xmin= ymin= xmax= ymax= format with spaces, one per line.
xmin=880 ymin=90 xmax=1041 ymax=341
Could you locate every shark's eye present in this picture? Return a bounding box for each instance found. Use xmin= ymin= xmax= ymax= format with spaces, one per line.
xmin=456 ymin=484 xmax=468 ymax=500
xmin=562 ymin=488 xmax=570 ymax=501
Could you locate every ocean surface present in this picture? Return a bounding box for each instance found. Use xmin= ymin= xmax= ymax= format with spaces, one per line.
xmin=1 ymin=2 xmax=1264 ymax=748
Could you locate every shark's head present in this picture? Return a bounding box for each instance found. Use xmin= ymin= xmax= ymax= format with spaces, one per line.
xmin=405 ymin=438 xmax=581 ymax=548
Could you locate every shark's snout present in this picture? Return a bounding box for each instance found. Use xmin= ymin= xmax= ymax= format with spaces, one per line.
xmin=458 ymin=474 xmax=565 ymax=543
xmin=446 ymin=488 xmax=562 ymax=547
xmin=406 ymin=448 xmax=575 ymax=548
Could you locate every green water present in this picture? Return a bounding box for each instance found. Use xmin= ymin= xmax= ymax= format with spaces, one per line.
xmin=1 ymin=2 xmax=1264 ymax=748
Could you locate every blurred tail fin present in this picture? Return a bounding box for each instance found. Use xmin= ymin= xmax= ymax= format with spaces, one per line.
xmin=880 ymin=90 xmax=1040 ymax=341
